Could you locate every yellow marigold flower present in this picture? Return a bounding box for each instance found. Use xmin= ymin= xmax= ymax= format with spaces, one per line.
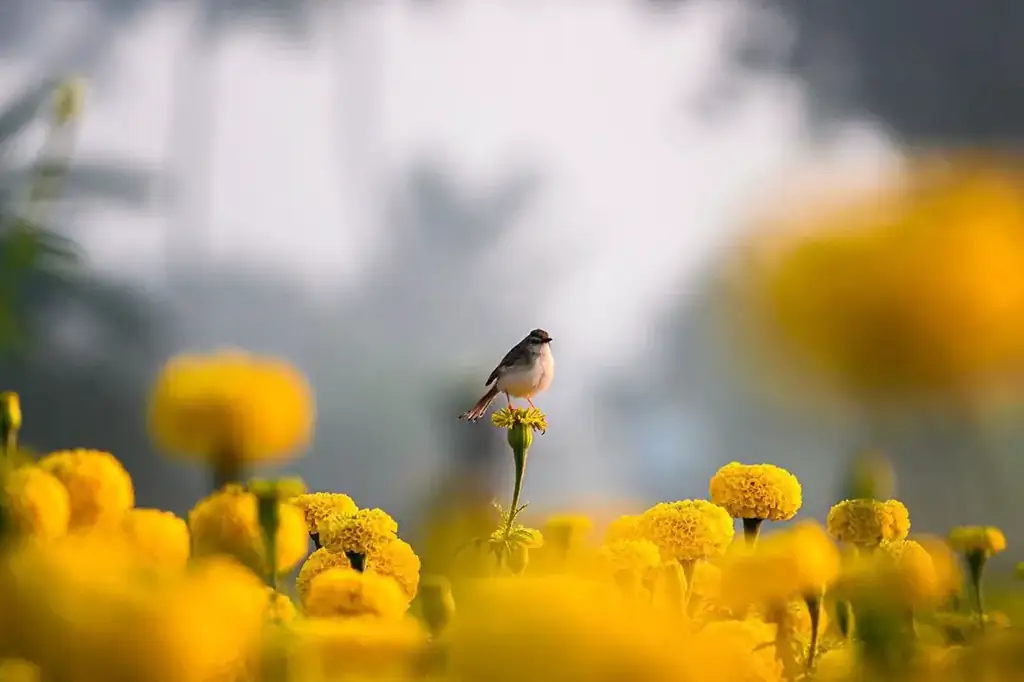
xmin=1 ymin=465 xmax=70 ymax=540
xmin=188 ymin=484 xmax=308 ymax=576
xmin=285 ymin=616 xmax=427 ymax=680
xmin=319 ymin=507 xmax=399 ymax=554
xmin=917 ymin=534 xmax=963 ymax=596
xmin=598 ymin=539 xmax=662 ymax=575
xmin=120 ymin=508 xmax=191 ymax=570
xmin=491 ymin=406 xmax=547 ymax=433
xmin=296 ymin=539 xmax=421 ymax=604
xmin=303 ymin=567 xmax=409 ymax=619
xmin=366 ymin=537 xmax=421 ymax=602
xmin=296 ymin=547 xmax=353 ymax=602
xmin=639 ymin=499 xmax=735 ymax=563
xmin=37 ymin=449 xmax=134 ymax=529
xmin=825 ymin=498 xmax=910 ymax=547
xmin=603 ymin=513 xmax=644 ymax=543
xmin=291 ymin=492 xmax=358 ymax=536
xmin=147 ymin=349 xmax=315 ymax=466
xmin=709 ymin=462 xmax=802 ymax=522
xmin=948 ymin=525 xmax=1006 ymax=555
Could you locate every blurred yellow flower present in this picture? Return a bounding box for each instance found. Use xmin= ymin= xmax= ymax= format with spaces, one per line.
xmin=450 ymin=575 xmax=692 ymax=682
xmin=833 ymin=540 xmax=940 ymax=610
xmin=303 ymin=567 xmax=410 ymax=619
xmin=1 ymin=465 xmax=70 ymax=540
xmin=731 ymin=156 xmax=1024 ymax=399
xmin=948 ymin=525 xmax=1006 ymax=556
xmin=604 ymin=513 xmax=644 ymax=543
xmin=188 ymin=484 xmax=308 ymax=576
xmin=685 ymin=619 xmax=782 ymax=682
xmin=542 ymin=513 xmax=594 ymax=550
xmin=722 ymin=521 xmax=840 ymax=607
xmin=598 ymin=539 xmax=662 ymax=575
xmin=284 ymin=616 xmax=427 ymax=680
xmin=917 ymin=534 xmax=963 ymax=597
xmin=120 ymin=556 xmax=270 ymax=682
xmin=0 ymin=392 xmax=21 ymax=447
xmin=147 ymin=349 xmax=315 ymax=467
xmin=266 ymin=588 xmax=297 ymax=623
xmin=709 ymin=462 xmax=802 ymax=522
xmin=119 ymin=508 xmax=191 ymax=571
xmin=291 ymin=491 xmax=358 ymax=537
xmin=880 ymin=539 xmax=942 ymax=608
xmin=0 ymin=658 xmax=40 ymax=682
xmin=37 ymin=449 xmax=134 ymax=530
xmin=639 ymin=500 xmax=735 ymax=563
xmin=319 ymin=507 xmax=399 ymax=554
xmin=826 ymin=498 xmax=910 ymax=547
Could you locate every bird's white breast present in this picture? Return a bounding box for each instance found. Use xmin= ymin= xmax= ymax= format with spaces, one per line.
xmin=497 ymin=344 xmax=555 ymax=398
xmin=534 ymin=343 xmax=555 ymax=394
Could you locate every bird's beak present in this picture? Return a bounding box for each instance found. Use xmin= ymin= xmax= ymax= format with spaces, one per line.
xmin=546 ymin=338 xmax=554 ymax=343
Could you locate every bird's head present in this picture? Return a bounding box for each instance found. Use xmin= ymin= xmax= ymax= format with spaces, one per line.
xmin=526 ymin=329 xmax=553 ymax=346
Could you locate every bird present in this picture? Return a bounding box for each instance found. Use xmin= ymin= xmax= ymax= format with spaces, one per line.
xmin=459 ymin=329 xmax=555 ymax=422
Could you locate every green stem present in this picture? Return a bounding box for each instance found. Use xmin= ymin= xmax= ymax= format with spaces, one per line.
xmin=212 ymin=453 xmax=241 ymax=491
xmin=1 ymin=426 xmax=13 ymax=459
xmin=770 ymin=602 xmax=799 ymax=681
xmin=837 ymin=599 xmax=854 ymax=639
xmin=966 ymin=550 xmax=988 ymax=630
xmin=505 ymin=433 xmax=529 ymax=536
xmin=256 ymin=493 xmax=279 ymax=589
xmin=805 ymin=594 xmax=822 ymax=671
xmin=680 ymin=560 xmax=696 ymax=615
xmin=742 ymin=518 xmax=764 ymax=546
xmin=346 ymin=551 xmax=366 ymax=572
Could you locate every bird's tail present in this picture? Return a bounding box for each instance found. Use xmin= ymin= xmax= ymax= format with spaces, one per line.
xmin=459 ymin=385 xmax=500 ymax=422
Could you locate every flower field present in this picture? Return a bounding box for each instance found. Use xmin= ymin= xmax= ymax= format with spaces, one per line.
xmin=0 ymin=349 xmax=1021 ymax=682
xmin=5 ymin=157 xmax=1024 ymax=682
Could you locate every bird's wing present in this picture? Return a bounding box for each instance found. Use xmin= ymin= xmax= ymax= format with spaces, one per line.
xmin=485 ymin=342 xmax=529 ymax=386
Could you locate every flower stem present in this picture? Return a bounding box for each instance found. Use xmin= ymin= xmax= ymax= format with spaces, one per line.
xmin=213 ymin=453 xmax=241 ymax=491
xmin=742 ymin=518 xmax=764 ymax=546
xmin=346 ymin=551 xmax=366 ymax=572
xmin=805 ymin=594 xmax=822 ymax=671
xmin=256 ymin=493 xmax=279 ymax=589
xmin=770 ymin=602 xmax=800 ymax=681
xmin=504 ymin=427 xmax=530 ymax=536
xmin=966 ymin=550 xmax=988 ymax=630
xmin=679 ymin=559 xmax=696 ymax=614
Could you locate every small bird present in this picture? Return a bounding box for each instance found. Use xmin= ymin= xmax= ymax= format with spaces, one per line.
xmin=459 ymin=329 xmax=555 ymax=422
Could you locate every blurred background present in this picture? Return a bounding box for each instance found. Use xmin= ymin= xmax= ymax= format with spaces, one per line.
xmin=2 ymin=0 xmax=1023 ymax=559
